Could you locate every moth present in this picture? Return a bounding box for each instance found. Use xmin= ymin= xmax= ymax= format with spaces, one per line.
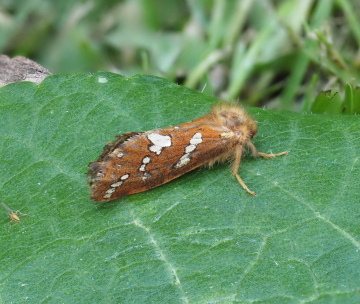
xmin=88 ymin=103 xmax=287 ymax=201
xmin=1 ymin=202 xmax=29 ymax=232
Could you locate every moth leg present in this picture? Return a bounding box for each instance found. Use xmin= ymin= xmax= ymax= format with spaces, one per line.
xmin=235 ymin=174 xmax=256 ymax=197
xmin=258 ymin=151 xmax=288 ymax=158
xmin=247 ymin=140 xmax=288 ymax=159
xmin=233 ymin=146 xmax=256 ymax=197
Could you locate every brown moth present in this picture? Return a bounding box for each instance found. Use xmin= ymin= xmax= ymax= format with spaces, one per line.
xmin=88 ymin=103 xmax=287 ymax=201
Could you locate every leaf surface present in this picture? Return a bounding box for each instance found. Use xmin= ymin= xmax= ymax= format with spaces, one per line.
xmin=0 ymin=73 xmax=359 ymax=303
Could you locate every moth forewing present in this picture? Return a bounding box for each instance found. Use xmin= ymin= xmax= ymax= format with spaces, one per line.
xmin=88 ymin=103 xmax=288 ymax=201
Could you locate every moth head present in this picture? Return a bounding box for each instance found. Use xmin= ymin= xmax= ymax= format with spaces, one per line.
xmin=243 ymin=118 xmax=257 ymax=139
xmin=212 ymin=103 xmax=258 ymax=139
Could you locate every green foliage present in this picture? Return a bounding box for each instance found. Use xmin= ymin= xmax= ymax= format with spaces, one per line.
xmin=0 ymin=73 xmax=359 ymax=303
xmin=309 ymin=84 xmax=360 ymax=114
xmin=2 ymin=0 xmax=360 ymax=112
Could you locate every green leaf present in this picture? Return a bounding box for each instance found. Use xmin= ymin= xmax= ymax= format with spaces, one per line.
xmin=353 ymin=86 xmax=360 ymax=114
xmin=311 ymin=89 xmax=342 ymax=114
xmin=0 ymin=73 xmax=359 ymax=303
xmin=342 ymin=83 xmax=354 ymax=115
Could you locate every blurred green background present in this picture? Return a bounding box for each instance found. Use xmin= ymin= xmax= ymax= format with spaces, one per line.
xmin=1 ymin=0 xmax=360 ymax=113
